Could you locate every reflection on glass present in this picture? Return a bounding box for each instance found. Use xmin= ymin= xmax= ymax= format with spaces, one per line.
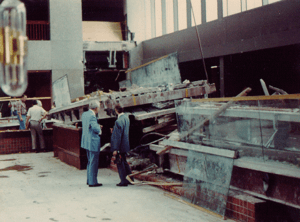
xmin=175 ymin=97 xmax=300 ymax=167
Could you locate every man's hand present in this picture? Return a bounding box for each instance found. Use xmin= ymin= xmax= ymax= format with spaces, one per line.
xmin=110 ymin=128 xmax=113 ymax=133
xmin=20 ymin=117 xmax=23 ymax=121
xmin=111 ymin=151 xmax=117 ymax=163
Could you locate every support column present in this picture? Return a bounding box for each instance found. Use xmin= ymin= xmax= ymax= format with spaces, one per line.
xmin=49 ymin=0 xmax=84 ymax=99
xmin=262 ymin=0 xmax=269 ymax=6
xmin=241 ymin=0 xmax=247 ymax=11
xmin=217 ymin=0 xmax=223 ymax=20
xmin=151 ymin=0 xmax=156 ymax=38
xmin=162 ymin=0 xmax=167 ymax=35
xmin=201 ymin=0 xmax=206 ymax=24
xmin=220 ymin=56 xmax=225 ymax=97
xmin=173 ymin=0 xmax=179 ymax=31
xmin=187 ymin=0 xmax=192 ymax=28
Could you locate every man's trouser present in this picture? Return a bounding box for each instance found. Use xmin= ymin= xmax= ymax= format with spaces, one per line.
xmin=18 ymin=114 xmax=26 ymax=130
xmin=30 ymin=120 xmax=45 ymax=150
xmin=86 ymin=150 xmax=100 ymax=185
xmin=116 ymin=153 xmax=132 ymax=184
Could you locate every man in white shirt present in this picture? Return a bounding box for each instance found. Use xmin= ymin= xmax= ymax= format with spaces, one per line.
xmin=25 ymin=100 xmax=47 ymax=153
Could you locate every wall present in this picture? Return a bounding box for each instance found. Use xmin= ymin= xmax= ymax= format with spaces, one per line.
xmin=27 ymin=41 xmax=52 ymax=70
xmin=82 ymin=22 xmax=122 ymax=41
xmin=0 ymin=129 xmax=53 ymax=154
xmin=128 ymin=1 xmax=300 ymax=64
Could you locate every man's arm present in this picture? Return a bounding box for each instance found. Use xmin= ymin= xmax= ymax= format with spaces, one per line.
xmin=39 ymin=110 xmax=48 ymax=123
xmin=18 ymin=112 xmax=23 ymax=121
xmin=89 ymin=115 xmax=101 ymax=134
xmin=25 ymin=116 xmax=30 ymax=129
xmin=111 ymin=121 xmax=122 ymax=155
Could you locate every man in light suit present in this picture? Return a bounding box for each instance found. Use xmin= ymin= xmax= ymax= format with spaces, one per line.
xmin=81 ymin=100 xmax=102 ymax=187
xmin=111 ymin=104 xmax=132 ymax=187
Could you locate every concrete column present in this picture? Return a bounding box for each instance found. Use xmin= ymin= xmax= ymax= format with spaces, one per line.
xmin=217 ymin=0 xmax=223 ymax=19
xmin=187 ymin=0 xmax=192 ymax=28
xmin=241 ymin=0 xmax=247 ymax=12
xmin=173 ymin=0 xmax=178 ymax=31
xmin=201 ymin=0 xmax=206 ymax=24
xmin=49 ymin=0 xmax=84 ymax=99
xmin=162 ymin=0 xmax=167 ymax=35
xmin=262 ymin=0 xmax=269 ymax=6
xmin=151 ymin=0 xmax=156 ymax=38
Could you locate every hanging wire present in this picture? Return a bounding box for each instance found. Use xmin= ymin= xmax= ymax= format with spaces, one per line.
xmin=190 ymin=0 xmax=209 ymax=83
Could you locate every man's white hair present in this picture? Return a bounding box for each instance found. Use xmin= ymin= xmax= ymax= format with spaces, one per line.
xmin=37 ymin=100 xmax=42 ymax=107
xmin=89 ymin=100 xmax=100 ymax=109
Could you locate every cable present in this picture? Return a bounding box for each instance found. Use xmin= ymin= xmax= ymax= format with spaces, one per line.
xmin=130 ymin=132 xmax=170 ymax=153
xmin=190 ymin=1 xmax=209 ymax=83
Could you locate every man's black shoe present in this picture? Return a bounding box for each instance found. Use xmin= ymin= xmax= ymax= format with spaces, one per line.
xmin=116 ymin=183 xmax=128 ymax=187
xmin=89 ymin=183 xmax=102 ymax=187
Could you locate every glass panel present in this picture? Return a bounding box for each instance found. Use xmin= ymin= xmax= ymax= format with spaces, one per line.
xmin=176 ymin=96 xmax=300 ymax=215
xmin=268 ymin=0 xmax=281 ymax=3
xmin=155 ymin=0 xmax=163 ymax=37
xmin=166 ymin=0 xmax=174 ymax=34
xmin=258 ymin=99 xmax=300 ymax=159
xmin=178 ymin=0 xmax=187 ymax=30
xmin=206 ymin=0 xmax=218 ymax=22
xmin=175 ymin=97 xmax=300 ymax=167
xmin=223 ymin=0 xmax=228 ymax=17
xmin=247 ymin=0 xmax=262 ymax=10
xmin=227 ymin=0 xmax=241 ymax=16
xmin=191 ymin=0 xmax=201 ymax=26
xmin=145 ymin=0 xmax=152 ymax=40
xmin=183 ymin=151 xmax=233 ymax=216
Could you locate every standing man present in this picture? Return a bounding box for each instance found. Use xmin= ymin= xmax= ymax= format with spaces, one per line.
xmin=8 ymin=97 xmax=17 ymax=116
xmin=15 ymin=95 xmax=27 ymax=130
xmin=25 ymin=100 xmax=47 ymax=153
xmin=81 ymin=100 xmax=102 ymax=187
xmin=111 ymin=104 xmax=132 ymax=187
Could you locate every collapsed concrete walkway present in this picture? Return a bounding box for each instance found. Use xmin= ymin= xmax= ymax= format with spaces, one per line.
xmin=0 ymin=153 xmax=232 ymax=222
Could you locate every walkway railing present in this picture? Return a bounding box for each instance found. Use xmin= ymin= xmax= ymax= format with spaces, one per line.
xmin=27 ymin=20 xmax=50 ymax=40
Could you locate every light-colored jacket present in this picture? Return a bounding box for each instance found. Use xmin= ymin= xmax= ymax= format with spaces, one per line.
xmin=81 ymin=109 xmax=101 ymax=152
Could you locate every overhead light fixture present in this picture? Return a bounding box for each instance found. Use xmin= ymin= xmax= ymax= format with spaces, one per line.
xmin=0 ymin=0 xmax=28 ymax=96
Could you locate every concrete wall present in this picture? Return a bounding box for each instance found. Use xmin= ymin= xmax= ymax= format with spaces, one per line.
xmin=126 ymin=0 xmax=147 ymax=44
xmin=128 ymin=42 xmax=143 ymax=71
xmin=27 ymin=41 xmax=52 ymax=70
xmin=128 ymin=1 xmax=300 ymax=64
xmin=49 ymin=0 xmax=84 ymax=100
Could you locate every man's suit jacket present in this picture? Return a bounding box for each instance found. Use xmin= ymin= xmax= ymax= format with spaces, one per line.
xmin=81 ymin=109 xmax=101 ymax=152
xmin=111 ymin=113 xmax=130 ymax=153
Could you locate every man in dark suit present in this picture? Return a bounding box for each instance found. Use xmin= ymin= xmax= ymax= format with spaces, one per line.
xmin=111 ymin=104 xmax=132 ymax=187
xmin=81 ymin=100 xmax=102 ymax=187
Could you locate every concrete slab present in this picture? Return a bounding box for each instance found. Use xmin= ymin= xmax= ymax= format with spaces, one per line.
xmin=0 ymin=153 xmax=232 ymax=222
